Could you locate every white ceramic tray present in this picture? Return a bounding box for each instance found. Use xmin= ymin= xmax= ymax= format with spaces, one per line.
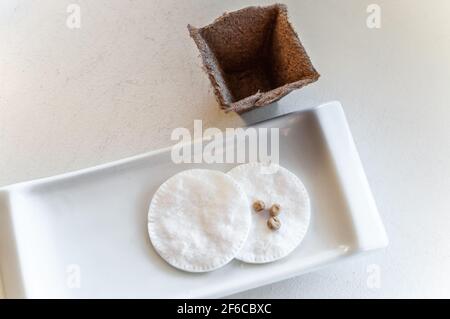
xmin=0 ymin=101 xmax=388 ymax=298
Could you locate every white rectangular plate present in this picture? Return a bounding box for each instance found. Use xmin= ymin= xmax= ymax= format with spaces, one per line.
xmin=0 ymin=101 xmax=388 ymax=298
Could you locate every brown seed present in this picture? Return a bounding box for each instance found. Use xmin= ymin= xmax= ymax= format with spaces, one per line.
xmin=267 ymin=216 xmax=281 ymax=230
xmin=252 ymin=200 xmax=265 ymax=212
xmin=269 ymin=203 xmax=281 ymax=216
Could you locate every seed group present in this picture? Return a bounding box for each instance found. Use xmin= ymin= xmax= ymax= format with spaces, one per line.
xmin=252 ymin=200 xmax=282 ymax=231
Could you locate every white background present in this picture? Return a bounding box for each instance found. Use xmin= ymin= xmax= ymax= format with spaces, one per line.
xmin=1 ymin=0 xmax=449 ymax=298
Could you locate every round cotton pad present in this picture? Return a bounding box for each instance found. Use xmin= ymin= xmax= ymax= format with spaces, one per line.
xmin=228 ymin=163 xmax=311 ymax=263
xmin=148 ymin=169 xmax=251 ymax=272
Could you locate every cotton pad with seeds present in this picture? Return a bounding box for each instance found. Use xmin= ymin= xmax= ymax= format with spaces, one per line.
xmin=148 ymin=169 xmax=251 ymax=272
xmin=228 ymin=163 xmax=311 ymax=263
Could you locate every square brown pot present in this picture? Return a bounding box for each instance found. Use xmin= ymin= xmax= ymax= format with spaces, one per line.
xmin=188 ymin=4 xmax=320 ymax=114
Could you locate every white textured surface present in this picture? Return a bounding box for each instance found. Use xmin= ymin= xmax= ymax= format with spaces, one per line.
xmin=1 ymin=0 xmax=449 ymax=298
xmin=228 ymin=163 xmax=310 ymax=263
xmin=148 ymin=169 xmax=250 ymax=272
